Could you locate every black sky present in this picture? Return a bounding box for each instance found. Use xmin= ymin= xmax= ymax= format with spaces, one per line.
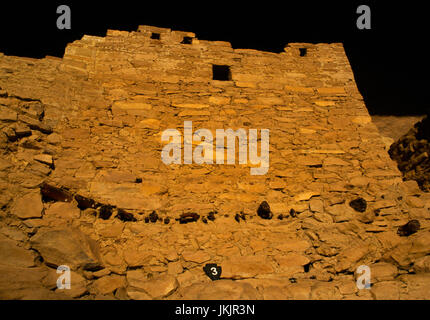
xmin=0 ymin=1 xmax=428 ymax=115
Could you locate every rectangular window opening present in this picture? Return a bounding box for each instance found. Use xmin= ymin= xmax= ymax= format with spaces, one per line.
xmin=151 ymin=33 xmax=161 ymax=40
xmin=212 ymin=65 xmax=231 ymax=81
xmin=181 ymin=37 xmax=193 ymax=44
xmin=299 ymin=48 xmax=307 ymax=57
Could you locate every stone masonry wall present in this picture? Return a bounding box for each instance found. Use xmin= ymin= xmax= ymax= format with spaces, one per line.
xmin=1 ymin=25 xmax=401 ymax=216
xmin=1 ymin=25 xmax=430 ymax=300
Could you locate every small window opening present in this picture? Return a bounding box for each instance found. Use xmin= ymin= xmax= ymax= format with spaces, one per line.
xmin=212 ymin=65 xmax=231 ymax=81
xmin=151 ymin=33 xmax=160 ymax=40
xmin=181 ymin=37 xmax=193 ymax=44
xmin=299 ymin=48 xmax=307 ymax=57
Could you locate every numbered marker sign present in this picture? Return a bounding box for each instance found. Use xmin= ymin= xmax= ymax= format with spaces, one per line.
xmin=203 ymin=263 xmax=222 ymax=281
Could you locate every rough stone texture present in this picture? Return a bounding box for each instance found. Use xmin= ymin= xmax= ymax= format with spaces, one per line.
xmin=43 ymin=202 xmax=81 ymax=220
xmin=173 ymin=280 xmax=261 ymax=300
xmin=12 ymin=191 xmax=43 ymax=219
xmin=127 ymin=273 xmax=178 ymax=299
xmin=92 ymin=275 xmax=126 ymax=295
xmin=0 ymin=24 xmax=430 ymax=300
xmin=222 ymin=255 xmax=275 ymax=279
xmin=0 ymin=236 xmax=36 ymax=267
xmin=390 ymin=115 xmax=430 ymax=191
xmin=30 ymin=227 xmax=102 ymax=270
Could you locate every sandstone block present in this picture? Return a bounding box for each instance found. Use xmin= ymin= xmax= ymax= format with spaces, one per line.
xmin=274 ymin=240 xmax=311 ymax=252
xmin=309 ymin=199 xmax=324 ymax=212
xmin=294 ymin=191 xmax=320 ymax=202
xmin=44 ymin=202 xmax=80 ymax=220
xmin=317 ymin=87 xmax=346 ymax=95
xmin=209 ymin=96 xmax=231 ymax=105
xmin=93 ymin=275 xmax=126 ymax=295
xmin=128 ymin=273 xmax=178 ymax=299
xmin=0 ymin=265 xmax=49 ymax=299
xmin=137 ymin=118 xmax=160 ymax=130
xmin=222 ymin=255 xmax=274 ymax=279
xmin=177 ymin=280 xmax=260 ymax=300
xmin=30 ymin=227 xmax=102 ymax=270
xmin=371 ymin=281 xmax=400 ymax=300
xmin=352 ymin=115 xmax=372 ymax=125
xmin=34 ymin=154 xmax=54 ymax=166
xmin=0 ymin=106 xmax=17 ymax=121
xmin=97 ymin=222 xmax=124 ymax=238
xmin=172 ymin=103 xmax=209 ymax=109
xmin=369 ymin=262 xmax=398 ymax=282
xmin=284 ymin=85 xmax=314 ymax=94
xmin=178 ymin=110 xmax=210 ymax=117
xmin=181 ymin=250 xmax=211 ymax=264
xmin=274 ymin=253 xmax=310 ymax=274
xmin=12 ymin=191 xmax=43 ymax=219
xmin=314 ymin=100 xmax=335 ymax=107
xmin=0 ymin=238 xmax=36 ymax=268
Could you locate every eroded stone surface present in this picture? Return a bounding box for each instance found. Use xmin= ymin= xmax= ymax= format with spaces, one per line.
xmin=0 ymin=24 xmax=429 ymax=300
xmin=12 ymin=191 xmax=43 ymax=219
xmin=30 ymin=227 xmax=102 ymax=270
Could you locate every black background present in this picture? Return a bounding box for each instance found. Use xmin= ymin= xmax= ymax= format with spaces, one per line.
xmin=0 ymin=300 xmax=419 ymax=318
xmin=0 ymin=1 xmax=428 ymax=115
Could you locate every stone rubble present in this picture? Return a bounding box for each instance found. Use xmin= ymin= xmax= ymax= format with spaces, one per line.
xmin=390 ymin=114 xmax=430 ymax=191
xmin=0 ymin=25 xmax=430 ymax=300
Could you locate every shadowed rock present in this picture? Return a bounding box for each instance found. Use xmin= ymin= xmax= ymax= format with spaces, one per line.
xmin=18 ymin=114 xmax=52 ymax=134
xmin=240 ymin=211 xmax=246 ymax=221
xmin=178 ymin=212 xmax=200 ymax=224
xmin=349 ymin=197 xmax=367 ymax=212
xmin=116 ymin=208 xmax=136 ymax=222
xmin=234 ymin=213 xmax=241 ymax=223
xmin=40 ymin=183 xmax=73 ymax=202
xmin=290 ymin=208 xmax=297 ymax=218
xmin=99 ymin=205 xmax=114 ymax=220
xmin=257 ymin=201 xmax=272 ymax=219
xmin=75 ymin=194 xmax=99 ymax=210
xmin=389 ymin=115 xmax=430 ymax=191
xmin=149 ymin=211 xmax=159 ymax=223
xmin=398 ymin=220 xmax=421 ymax=236
xmin=207 ymin=211 xmax=216 ymax=221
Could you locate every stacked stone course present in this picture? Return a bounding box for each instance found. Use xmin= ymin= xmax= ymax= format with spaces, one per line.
xmin=0 ymin=25 xmax=430 ymax=300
